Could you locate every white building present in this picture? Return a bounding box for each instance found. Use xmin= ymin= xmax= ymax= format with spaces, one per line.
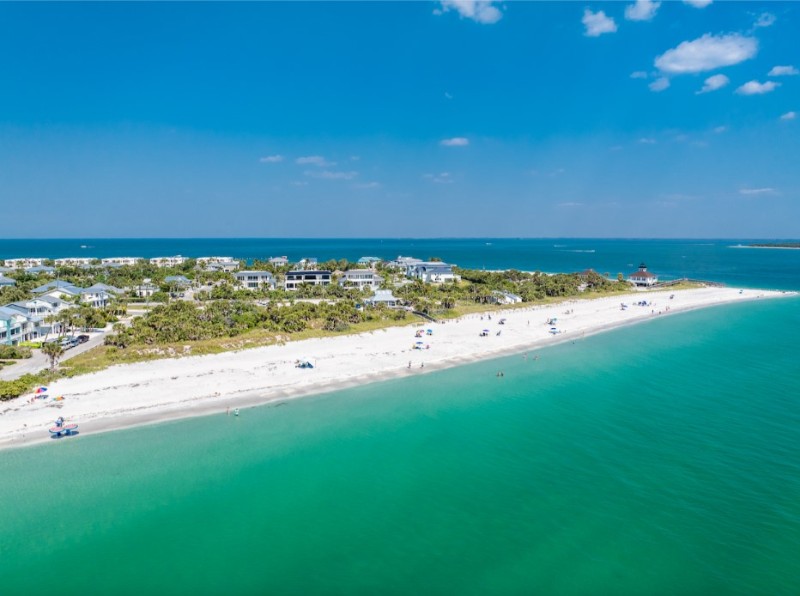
xmin=55 ymin=257 xmax=95 ymax=267
xmin=4 ymin=258 xmax=44 ymax=269
xmin=150 ymin=256 xmax=187 ymax=267
xmin=234 ymin=271 xmax=275 ymax=291
xmin=101 ymin=257 xmax=141 ymax=266
xmin=0 ymin=306 xmax=37 ymax=345
xmin=339 ymin=269 xmax=383 ymax=290
xmin=491 ymin=290 xmax=523 ymax=304
xmin=628 ymin=263 xmax=659 ymax=287
xmin=268 ymin=256 xmax=289 ymax=266
xmin=391 ymin=256 xmax=424 ymax=272
xmin=133 ymin=279 xmax=159 ymax=298
xmin=284 ymin=270 xmax=332 ymax=291
xmin=365 ymin=289 xmax=400 ymax=308
xmin=408 ymin=262 xmax=460 ymax=284
xmin=197 ymin=257 xmax=240 ymax=272
xmin=296 ymin=258 xmax=318 ymax=270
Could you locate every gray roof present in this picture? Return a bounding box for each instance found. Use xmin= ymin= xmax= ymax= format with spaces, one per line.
xmin=84 ymin=283 xmax=122 ymax=293
xmin=164 ymin=275 xmax=191 ymax=284
xmin=0 ymin=306 xmax=26 ymax=320
xmin=0 ymin=277 xmax=17 ymax=286
xmin=25 ymin=266 xmax=56 ymax=273
xmin=32 ymin=280 xmax=77 ymax=293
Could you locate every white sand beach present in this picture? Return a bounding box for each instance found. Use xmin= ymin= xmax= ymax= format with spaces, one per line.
xmin=0 ymin=287 xmax=792 ymax=448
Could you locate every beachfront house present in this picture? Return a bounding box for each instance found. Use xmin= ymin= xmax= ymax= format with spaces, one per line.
xmin=296 ymin=258 xmax=318 ymax=270
xmin=491 ymin=290 xmax=523 ymax=305
xmin=3 ymin=258 xmax=45 ymax=269
xmin=234 ymin=271 xmax=275 ymax=291
xmin=101 ymin=257 xmax=141 ymax=267
xmin=268 ymin=256 xmax=289 ymax=266
xmin=365 ymin=289 xmax=401 ymax=308
xmin=25 ymin=265 xmax=56 ymax=276
xmin=0 ymin=306 xmax=37 ymax=345
xmin=284 ymin=270 xmax=332 ymax=291
xmin=150 ymin=256 xmax=187 ymax=268
xmin=357 ymin=256 xmax=382 ymax=268
xmin=408 ymin=262 xmax=460 ymax=284
xmin=197 ymin=257 xmax=240 ymax=272
xmin=339 ymin=269 xmax=383 ymax=290
xmin=628 ymin=263 xmax=659 ymax=287
xmin=54 ymin=257 xmax=95 ymax=267
xmin=5 ymin=299 xmax=64 ymax=336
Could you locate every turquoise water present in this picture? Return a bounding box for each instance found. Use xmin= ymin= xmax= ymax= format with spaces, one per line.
xmin=1 ymin=237 xmax=799 ymax=289
xmin=2 ymin=298 xmax=799 ymax=594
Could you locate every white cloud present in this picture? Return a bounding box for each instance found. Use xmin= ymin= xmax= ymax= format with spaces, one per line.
xmin=444 ymin=92 xmax=454 ymax=99
xmin=259 ymin=155 xmax=284 ymax=163
xmin=683 ymin=0 xmax=712 ymax=7
xmin=625 ymin=0 xmax=661 ymax=22
xmin=639 ymin=137 xmax=657 ymax=144
xmin=768 ymin=65 xmax=799 ymax=77
xmin=440 ymin=137 xmax=469 ymax=147
xmin=304 ymin=170 xmax=358 ymax=180
xmin=582 ymin=9 xmax=617 ymax=37
xmin=713 ymin=125 xmax=728 ymax=133
xmin=649 ymin=77 xmax=670 ymax=92
xmin=754 ymin=12 xmax=776 ymax=28
xmin=655 ymin=33 xmax=757 ymax=75
xmin=739 ymin=187 xmax=778 ymax=196
xmin=630 ymin=71 xmax=649 ymax=79
xmin=353 ymin=182 xmax=381 ymax=189
xmin=424 ymin=172 xmax=453 ymax=184
xmin=736 ymin=80 xmax=780 ymax=95
xmin=697 ymin=73 xmax=730 ymax=94
xmin=437 ymin=1 xmax=502 ymax=24
xmin=781 ymin=111 xmax=797 ymax=121
xmin=296 ymin=155 xmax=335 ymax=167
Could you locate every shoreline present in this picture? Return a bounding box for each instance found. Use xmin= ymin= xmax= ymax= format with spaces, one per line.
xmin=1 ymin=287 xmax=794 ymax=451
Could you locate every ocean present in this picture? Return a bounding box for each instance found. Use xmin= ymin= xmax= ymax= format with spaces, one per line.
xmin=1 ymin=239 xmax=799 ymax=595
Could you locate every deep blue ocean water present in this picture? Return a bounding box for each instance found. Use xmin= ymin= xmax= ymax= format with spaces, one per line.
xmin=1 ymin=237 xmax=799 ymax=290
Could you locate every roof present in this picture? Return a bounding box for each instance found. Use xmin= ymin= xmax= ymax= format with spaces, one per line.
xmin=0 ymin=306 xmax=27 ymax=320
xmin=38 ymin=295 xmax=62 ymax=305
xmin=629 ymin=270 xmax=657 ymax=278
xmin=84 ymin=283 xmax=122 ymax=293
xmin=368 ymin=289 xmax=399 ymax=302
xmin=235 ymin=271 xmax=273 ymax=277
xmin=32 ymin=280 xmax=76 ymax=293
xmin=164 ymin=275 xmax=191 ymax=284
xmin=25 ymin=266 xmax=56 ymax=273
xmin=0 ymin=277 xmax=16 ymax=286
xmin=286 ymin=270 xmax=332 ymax=276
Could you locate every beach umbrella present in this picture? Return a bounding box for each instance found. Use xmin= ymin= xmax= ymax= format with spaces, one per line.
xmin=36 ymin=387 xmax=48 ymax=394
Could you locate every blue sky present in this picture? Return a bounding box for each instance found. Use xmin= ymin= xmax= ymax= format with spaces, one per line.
xmin=0 ymin=1 xmax=797 ymax=238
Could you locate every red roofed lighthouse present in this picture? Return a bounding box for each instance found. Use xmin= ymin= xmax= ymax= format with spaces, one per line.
xmin=628 ymin=263 xmax=658 ymax=287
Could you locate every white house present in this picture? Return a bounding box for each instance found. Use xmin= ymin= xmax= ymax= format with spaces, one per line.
xmin=408 ymin=262 xmax=460 ymax=284
xmin=25 ymin=265 xmax=56 ymax=275
xmin=55 ymin=257 xmax=95 ymax=267
xmin=101 ymin=257 xmax=141 ymax=266
xmin=5 ymin=299 xmax=64 ymax=336
xmin=268 ymin=256 xmax=289 ymax=266
xmin=284 ymin=270 xmax=332 ymax=291
xmin=628 ymin=263 xmax=659 ymax=287
xmin=150 ymin=256 xmax=187 ymax=267
xmin=491 ymin=290 xmax=523 ymax=304
xmin=296 ymin=258 xmax=318 ymax=270
xmin=391 ymin=256 xmax=424 ymax=272
xmin=133 ymin=279 xmax=159 ymax=298
xmin=197 ymin=257 xmax=240 ymax=272
xmin=357 ymin=256 xmax=382 ymax=268
xmin=234 ymin=271 xmax=275 ymax=291
xmin=365 ymin=289 xmax=401 ymax=308
xmin=4 ymin=258 xmax=44 ymax=269
xmin=0 ymin=306 xmax=37 ymax=345
xmin=339 ymin=269 xmax=383 ymax=290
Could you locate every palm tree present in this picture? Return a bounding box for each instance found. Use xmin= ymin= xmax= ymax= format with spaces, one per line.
xmin=41 ymin=341 xmax=64 ymax=371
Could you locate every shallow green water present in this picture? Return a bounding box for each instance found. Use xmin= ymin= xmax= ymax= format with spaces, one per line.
xmin=2 ymin=299 xmax=800 ymax=595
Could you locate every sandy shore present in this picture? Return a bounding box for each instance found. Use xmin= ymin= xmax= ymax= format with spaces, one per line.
xmin=0 ymin=287 xmax=793 ymax=449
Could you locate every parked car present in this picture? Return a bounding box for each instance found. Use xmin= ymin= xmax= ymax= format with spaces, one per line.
xmin=77 ymin=334 xmax=90 ymax=344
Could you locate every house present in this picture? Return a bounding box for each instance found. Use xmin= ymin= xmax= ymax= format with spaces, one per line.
xmin=5 ymin=299 xmax=64 ymax=336
xmin=32 ymin=280 xmax=80 ymax=295
xmin=296 ymin=258 xmax=318 ymax=270
xmin=150 ymin=256 xmax=187 ymax=267
xmin=101 ymin=257 xmax=141 ymax=266
xmin=491 ymin=290 xmax=523 ymax=304
xmin=357 ymin=256 xmax=382 ymax=268
xmin=628 ymin=263 xmax=659 ymax=287
xmin=55 ymin=257 xmax=95 ymax=267
xmin=339 ymin=269 xmax=383 ymax=290
xmin=198 ymin=257 xmax=240 ymax=272
xmin=234 ymin=271 xmax=275 ymax=291
xmin=0 ymin=266 xmax=13 ymax=274
xmin=25 ymin=265 xmax=56 ymax=275
xmin=365 ymin=289 xmax=400 ymax=308
xmin=164 ymin=275 xmax=192 ymax=288
xmin=391 ymin=256 xmax=424 ymax=272
xmin=0 ymin=306 xmax=37 ymax=345
xmin=0 ymin=276 xmax=16 ymax=287
xmin=284 ymin=270 xmax=332 ymax=291
xmin=80 ymin=286 xmax=116 ymax=308
xmin=268 ymin=256 xmax=289 ymax=266
xmin=133 ymin=279 xmax=159 ymax=298
xmin=3 ymin=258 xmax=45 ymax=269
xmin=408 ymin=262 xmax=460 ymax=284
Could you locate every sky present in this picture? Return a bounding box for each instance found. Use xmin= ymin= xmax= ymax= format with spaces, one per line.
xmin=0 ymin=1 xmax=798 ymax=239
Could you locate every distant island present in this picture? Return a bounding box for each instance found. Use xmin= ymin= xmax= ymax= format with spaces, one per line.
xmin=749 ymin=243 xmax=800 ymax=249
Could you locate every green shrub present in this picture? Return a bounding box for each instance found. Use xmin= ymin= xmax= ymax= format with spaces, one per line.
xmin=0 ymin=345 xmax=32 ymax=359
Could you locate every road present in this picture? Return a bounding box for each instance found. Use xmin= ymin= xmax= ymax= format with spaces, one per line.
xmin=1 ymin=329 xmax=110 ymax=381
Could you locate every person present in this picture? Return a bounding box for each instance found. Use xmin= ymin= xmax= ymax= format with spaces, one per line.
xmin=234 ymin=408 xmax=240 ymax=417
xmin=420 ymin=363 xmax=424 ymax=369
xmin=408 ymin=361 xmax=412 ymax=369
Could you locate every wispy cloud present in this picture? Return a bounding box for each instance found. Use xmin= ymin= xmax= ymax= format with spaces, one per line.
xmin=444 ymin=92 xmax=454 ymax=99
xmin=638 ymin=137 xmax=657 ymax=144
xmin=557 ymin=202 xmax=584 ymax=208
xmin=697 ymin=73 xmax=730 ymax=94
xmin=424 ymin=172 xmax=453 ymax=184
xmin=683 ymin=0 xmax=712 ymax=7
xmin=259 ymin=155 xmax=284 ymax=163
xmin=630 ymin=71 xmax=649 ymax=79
xmin=713 ymin=125 xmax=728 ymax=133
xmin=739 ymin=187 xmax=778 ymax=196
xmin=440 ymin=137 xmax=469 ymax=147
xmin=304 ymin=170 xmax=358 ymax=180
xmin=291 ymin=181 xmax=308 ymax=187
xmin=753 ymin=12 xmax=776 ymax=29
xmin=436 ymin=1 xmax=502 ymax=24
xmin=625 ymin=0 xmax=660 ymax=22
xmin=352 ymin=181 xmax=381 ymax=190
xmin=655 ymin=33 xmax=757 ymax=75
xmin=768 ymin=65 xmax=799 ymax=77
xmin=781 ymin=111 xmax=796 ymax=121
xmin=736 ymin=80 xmax=780 ymax=95
xmin=296 ymin=155 xmax=335 ymax=167
xmin=649 ymin=77 xmax=670 ymax=92
xmin=582 ymin=9 xmax=617 ymax=37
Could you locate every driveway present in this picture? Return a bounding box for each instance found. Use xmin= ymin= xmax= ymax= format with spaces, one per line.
xmin=0 ymin=330 xmax=107 ymax=381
